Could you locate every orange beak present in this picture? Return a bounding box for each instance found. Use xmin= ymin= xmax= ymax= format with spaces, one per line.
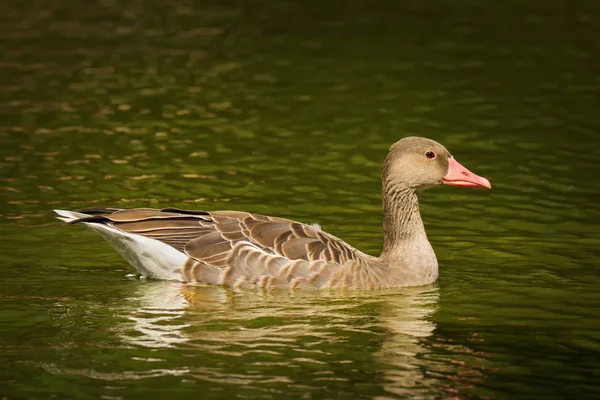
xmin=443 ymin=157 xmax=491 ymax=189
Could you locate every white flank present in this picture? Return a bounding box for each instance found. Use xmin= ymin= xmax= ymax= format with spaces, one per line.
xmin=54 ymin=210 xmax=186 ymax=281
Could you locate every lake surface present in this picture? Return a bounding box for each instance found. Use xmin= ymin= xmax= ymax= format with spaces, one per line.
xmin=1 ymin=0 xmax=600 ymax=398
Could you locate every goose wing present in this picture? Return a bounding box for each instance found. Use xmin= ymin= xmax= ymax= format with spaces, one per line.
xmin=71 ymin=207 xmax=368 ymax=287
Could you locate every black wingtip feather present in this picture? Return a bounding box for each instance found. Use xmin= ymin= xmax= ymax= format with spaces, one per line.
xmin=68 ymin=215 xmax=112 ymax=225
xmin=160 ymin=208 xmax=210 ymax=216
xmin=76 ymin=207 xmax=123 ymax=214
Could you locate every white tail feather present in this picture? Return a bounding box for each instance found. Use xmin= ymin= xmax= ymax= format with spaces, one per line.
xmin=54 ymin=209 xmax=186 ymax=281
xmin=54 ymin=209 xmax=92 ymax=223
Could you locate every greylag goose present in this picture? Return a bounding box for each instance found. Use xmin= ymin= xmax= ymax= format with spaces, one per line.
xmin=55 ymin=137 xmax=491 ymax=289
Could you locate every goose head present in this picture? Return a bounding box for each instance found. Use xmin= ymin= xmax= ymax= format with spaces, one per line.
xmin=382 ymin=136 xmax=491 ymax=192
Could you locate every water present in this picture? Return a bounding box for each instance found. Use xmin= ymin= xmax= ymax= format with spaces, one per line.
xmin=1 ymin=0 xmax=600 ymax=398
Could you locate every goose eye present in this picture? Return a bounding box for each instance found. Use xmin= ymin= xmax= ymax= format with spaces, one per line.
xmin=425 ymin=151 xmax=436 ymax=159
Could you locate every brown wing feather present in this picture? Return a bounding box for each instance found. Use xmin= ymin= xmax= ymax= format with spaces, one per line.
xmin=74 ymin=207 xmax=362 ymax=267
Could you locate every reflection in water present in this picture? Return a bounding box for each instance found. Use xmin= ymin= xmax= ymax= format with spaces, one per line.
xmin=116 ymin=282 xmax=440 ymax=396
xmin=120 ymin=282 xmax=192 ymax=348
xmin=375 ymin=288 xmax=439 ymax=398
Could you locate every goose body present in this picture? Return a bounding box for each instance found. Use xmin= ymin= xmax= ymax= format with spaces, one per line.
xmin=55 ymin=137 xmax=491 ymax=289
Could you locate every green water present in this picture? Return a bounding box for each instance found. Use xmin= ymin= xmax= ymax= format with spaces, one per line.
xmin=1 ymin=0 xmax=600 ymax=398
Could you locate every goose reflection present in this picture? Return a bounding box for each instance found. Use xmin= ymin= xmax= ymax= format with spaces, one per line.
xmin=116 ymin=282 xmax=440 ymax=395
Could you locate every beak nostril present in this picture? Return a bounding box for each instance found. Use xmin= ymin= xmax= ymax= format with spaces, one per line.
xmin=461 ymin=171 xmax=469 ymax=176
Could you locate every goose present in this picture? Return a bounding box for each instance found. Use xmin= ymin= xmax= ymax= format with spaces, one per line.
xmin=55 ymin=137 xmax=491 ymax=289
